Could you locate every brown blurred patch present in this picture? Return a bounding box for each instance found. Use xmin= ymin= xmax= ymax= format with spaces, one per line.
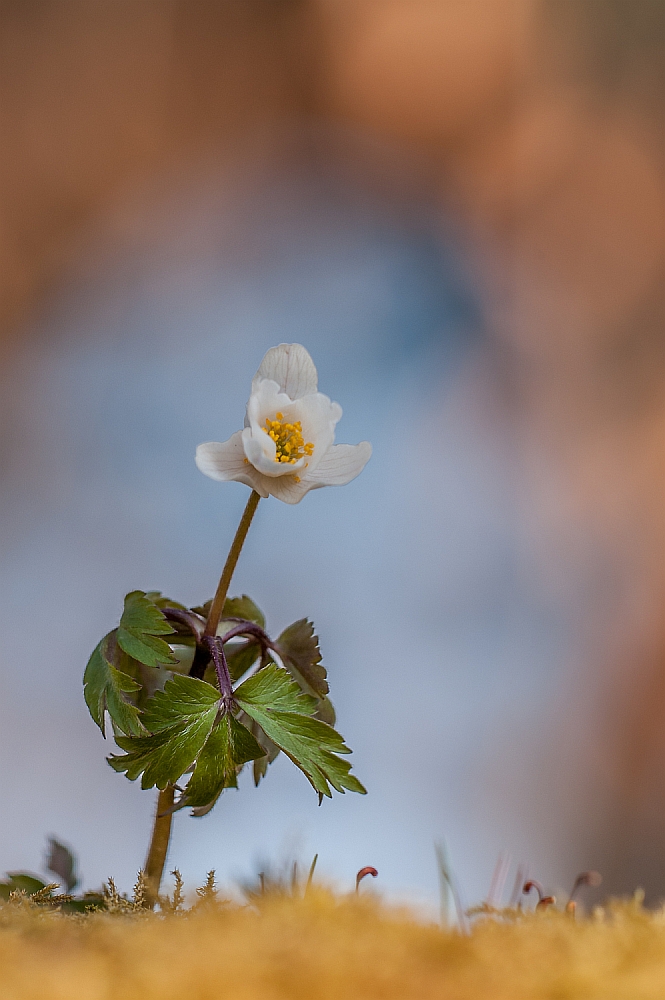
xmin=316 ymin=0 xmax=534 ymax=148
xmin=0 ymin=0 xmax=319 ymax=338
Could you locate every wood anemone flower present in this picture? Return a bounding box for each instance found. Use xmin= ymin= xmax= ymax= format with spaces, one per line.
xmin=196 ymin=343 xmax=372 ymax=503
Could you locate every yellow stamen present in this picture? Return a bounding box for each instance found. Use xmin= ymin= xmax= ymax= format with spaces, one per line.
xmin=262 ymin=413 xmax=314 ymax=467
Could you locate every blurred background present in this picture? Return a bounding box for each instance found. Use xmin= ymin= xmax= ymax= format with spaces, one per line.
xmin=1 ymin=0 xmax=665 ymax=908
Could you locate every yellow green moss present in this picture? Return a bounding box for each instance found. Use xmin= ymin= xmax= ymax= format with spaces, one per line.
xmin=0 ymin=890 xmax=664 ymax=999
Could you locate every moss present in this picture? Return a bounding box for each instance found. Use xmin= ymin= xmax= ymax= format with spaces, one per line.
xmin=0 ymin=890 xmax=664 ymax=998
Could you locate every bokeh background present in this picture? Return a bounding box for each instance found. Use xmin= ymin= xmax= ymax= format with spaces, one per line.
xmin=2 ymin=0 xmax=665 ymax=908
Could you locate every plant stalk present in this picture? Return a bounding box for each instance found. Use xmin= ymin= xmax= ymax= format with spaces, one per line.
xmin=144 ymin=785 xmax=175 ymax=907
xmin=203 ymin=635 xmax=234 ymax=702
xmin=143 ymin=488 xmax=261 ymax=901
xmin=204 ymin=489 xmax=261 ymax=636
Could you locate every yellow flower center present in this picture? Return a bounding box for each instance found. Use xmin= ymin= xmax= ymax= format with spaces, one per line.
xmin=264 ymin=412 xmax=314 ymax=465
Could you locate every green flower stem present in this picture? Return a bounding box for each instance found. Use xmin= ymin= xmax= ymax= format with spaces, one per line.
xmin=204 ymin=489 xmax=261 ymax=637
xmin=144 ymin=785 xmax=175 ymax=908
xmin=143 ymin=489 xmax=261 ymax=902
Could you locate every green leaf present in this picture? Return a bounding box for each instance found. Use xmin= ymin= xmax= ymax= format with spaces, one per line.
xmin=314 ymin=696 xmax=336 ymax=727
xmin=144 ymin=591 xmax=188 ymax=612
xmin=180 ymin=715 xmax=264 ymax=811
xmin=108 ymin=674 xmax=220 ymax=789
xmin=225 ymin=639 xmax=262 ymax=681
xmin=144 ymin=593 xmax=203 ymax=639
xmin=237 ymin=709 xmax=281 ymax=786
xmin=235 ymin=665 xmax=365 ymax=799
xmin=274 ymin=619 xmax=329 ymax=699
xmin=46 ymin=838 xmax=78 ymax=893
xmin=141 ymin=673 xmax=220 ymax=732
xmin=222 ymin=595 xmax=266 ymax=630
xmin=235 ymin=662 xmax=318 ymax=715
xmin=167 ymin=643 xmax=197 ymax=673
xmin=0 ymin=874 xmax=47 ymax=899
xmin=117 ymin=590 xmax=178 ymax=667
xmin=83 ymin=632 xmax=144 ymax=737
xmin=192 ymin=594 xmax=266 ymax=632
xmin=272 ymin=620 xmax=334 ymax=727
xmin=251 ymin=720 xmax=281 ymax=786
xmin=110 ymin=643 xmax=173 ymax=711
xmin=108 ymin=729 xmax=184 ymax=789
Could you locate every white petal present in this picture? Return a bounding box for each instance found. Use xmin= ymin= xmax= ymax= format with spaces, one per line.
xmin=251 ymin=344 xmax=318 ymax=399
xmin=265 ymin=441 xmax=371 ymax=503
xmin=242 ymin=381 xmax=342 ymax=479
xmin=242 ymin=426 xmax=306 ymax=478
xmin=303 ymin=442 xmax=372 ymax=489
xmin=266 ymin=474 xmax=314 ymax=504
xmin=195 ymin=432 xmax=271 ymax=497
xmin=246 ymin=380 xmax=293 ymax=435
xmin=294 ymin=394 xmax=342 ymax=474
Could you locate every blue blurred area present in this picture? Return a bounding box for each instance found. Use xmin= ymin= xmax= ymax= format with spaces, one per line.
xmin=0 ymin=129 xmax=570 ymax=906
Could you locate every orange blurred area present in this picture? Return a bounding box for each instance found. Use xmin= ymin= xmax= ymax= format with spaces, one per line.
xmin=2 ymin=0 xmax=665 ymax=902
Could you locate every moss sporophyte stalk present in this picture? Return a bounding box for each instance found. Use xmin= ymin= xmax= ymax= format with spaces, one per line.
xmin=83 ymin=344 xmax=371 ymax=904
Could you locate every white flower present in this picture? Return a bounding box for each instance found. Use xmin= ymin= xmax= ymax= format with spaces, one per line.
xmin=196 ymin=344 xmax=372 ymax=504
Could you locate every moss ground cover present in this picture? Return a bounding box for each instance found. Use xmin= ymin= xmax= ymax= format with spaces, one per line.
xmin=1 ymin=889 xmax=665 ymax=999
